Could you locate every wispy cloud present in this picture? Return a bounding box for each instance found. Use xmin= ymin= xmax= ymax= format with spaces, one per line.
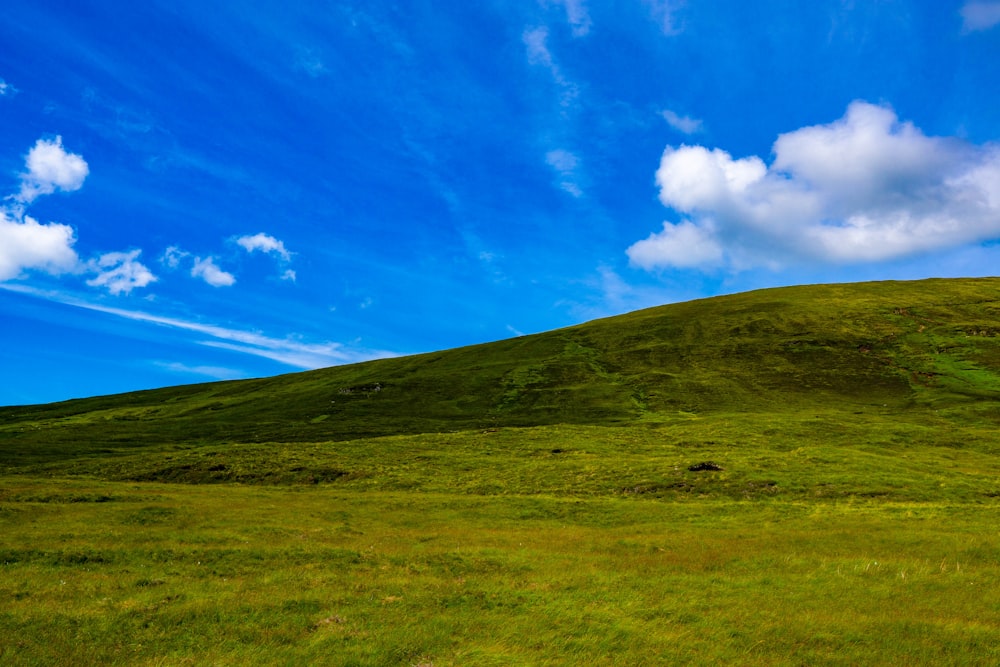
xmin=661 ymin=109 xmax=703 ymax=135
xmin=524 ymin=26 xmax=555 ymax=68
xmin=79 ymin=87 xmax=157 ymax=142
xmin=506 ymin=324 xmax=526 ymax=337
xmin=628 ymin=101 xmax=1000 ymax=271
xmin=0 ymin=283 xmax=399 ymax=369
xmin=545 ymin=148 xmax=584 ymax=197
xmin=567 ymin=265 xmax=680 ymax=321
xmin=294 ymin=46 xmax=327 ymax=77
xmin=0 ymin=78 xmax=15 ymax=97
xmin=645 ymin=0 xmax=685 ymax=35
xmin=161 ymin=246 xmax=189 ymax=269
xmin=154 ymin=361 xmax=245 ymax=381
xmin=549 ymin=0 xmax=592 ymax=36
xmin=961 ymin=1 xmax=1000 ymax=32
xmin=524 ymin=27 xmax=587 ymax=193
xmin=523 ymin=26 xmax=579 ymax=107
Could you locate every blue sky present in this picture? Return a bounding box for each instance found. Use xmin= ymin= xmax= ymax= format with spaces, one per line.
xmin=2 ymin=0 xmax=999 ymax=406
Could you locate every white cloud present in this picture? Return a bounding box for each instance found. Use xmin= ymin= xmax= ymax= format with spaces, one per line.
xmin=628 ymin=220 xmax=723 ymax=269
xmin=661 ymin=109 xmax=703 ymax=135
xmin=0 ymin=210 xmax=79 ymax=281
xmin=0 ymin=137 xmax=155 ymax=296
xmin=18 ymin=136 xmax=89 ymax=203
xmin=961 ymin=1 xmax=1000 ymax=31
xmin=523 ymin=27 xmax=578 ymax=107
xmin=550 ymin=0 xmax=592 ymax=36
xmin=86 ymin=249 xmax=157 ymax=295
xmin=0 ymin=78 xmax=14 ymax=97
xmin=655 ymin=145 xmax=766 ymax=213
xmin=191 ymin=257 xmax=236 ymax=287
xmin=545 ymin=148 xmax=584 ymax=197
xmin=281 ymin=269 xmax=297 ymax=282
xmin=236 ymin=232 xmax=292 ymax=261
xmin=628 ymin=101 xmax=1000 ymax=271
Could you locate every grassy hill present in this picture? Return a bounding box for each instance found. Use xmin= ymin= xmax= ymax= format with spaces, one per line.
xmin=3 ymin=277 xmax=1000 ymax=665
xmin=3 ymin=277 xmax=1000 ymax=462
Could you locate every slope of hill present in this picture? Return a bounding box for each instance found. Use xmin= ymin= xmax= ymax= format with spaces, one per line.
xmin=3 ymin=278 xmax=1000 ymax=466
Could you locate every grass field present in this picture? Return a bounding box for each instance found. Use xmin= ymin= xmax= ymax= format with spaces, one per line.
xmin=3 ymin=467 xmax=999 ymax=665
xmin=3 ymin=278 xmax=1000 ymax=664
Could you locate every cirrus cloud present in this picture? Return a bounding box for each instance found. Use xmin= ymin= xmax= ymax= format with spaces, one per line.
xmin=2 ymin=282 xmax=398 ymax=370
xmin=628 ymin=101 xmax=1000 ymax=271
xmin=523 ymin=26 xmax=579 ymax=108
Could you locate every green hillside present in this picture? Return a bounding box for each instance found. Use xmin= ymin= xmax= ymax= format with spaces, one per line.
xmin=3 ymin=278 xmax=1000 ymax=665
xmin=3 ymin=278 xmax=1000 ymax=462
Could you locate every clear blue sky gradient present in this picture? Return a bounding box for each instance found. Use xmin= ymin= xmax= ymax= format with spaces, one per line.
xmin=1 ymin=1 xmax=999 ymax=405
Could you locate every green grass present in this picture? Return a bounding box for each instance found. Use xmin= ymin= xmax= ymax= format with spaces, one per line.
xmin=3 ymin=480 xmax=999 ymax=665
xmin=3 ymin=278 xmax=1000 ymax=664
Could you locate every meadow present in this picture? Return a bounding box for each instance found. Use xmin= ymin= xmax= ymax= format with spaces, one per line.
xmin=3 ymin=278 xmax=1000 ymax=664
